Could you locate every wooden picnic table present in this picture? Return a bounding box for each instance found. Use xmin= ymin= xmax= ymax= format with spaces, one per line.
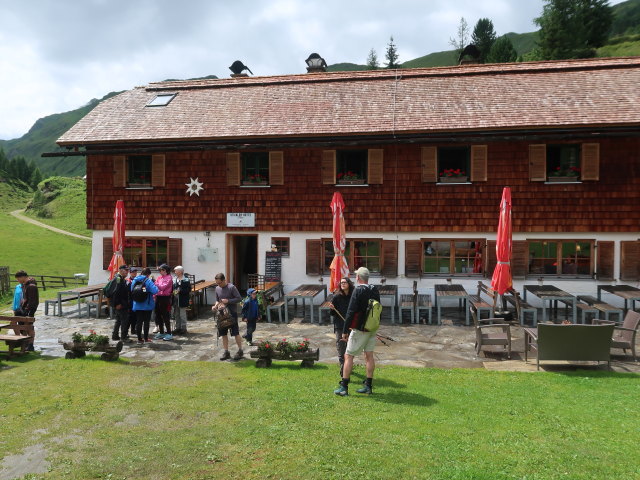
xmin=56 ymin=283 xmax=106 ymax=318
xmin=191 ymin=280 xmax=216 ymax=318
xmin=375 ymin=284 xmax=398 ymax=324
xmin=284 ymin=284 xmax=327 ymax=324
xmin=523 ymin=285 xmax=576 ymax=324
xmin=597 ymin=284 xmax=640 ymax=313
xmin=434 ymin=284 xmax=470 ymax=326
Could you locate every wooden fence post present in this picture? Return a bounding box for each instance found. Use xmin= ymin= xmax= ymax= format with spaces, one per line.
xmin=0 ymin=266 xmax=9 ymax=295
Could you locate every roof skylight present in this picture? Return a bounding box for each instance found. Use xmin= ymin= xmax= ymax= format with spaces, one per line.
xmin=146 ymin=93 xmax=176 ymax=107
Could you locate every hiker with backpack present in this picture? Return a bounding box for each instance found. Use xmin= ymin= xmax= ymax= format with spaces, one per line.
xmin=108 ymin=264 xmax=131 ymax=341
xmin=131 ymin=267 xmax=159 ymax=344
xmin=334 ymin=267 xmax=380 ymax=397
xmin=212 ymin=272 xmax=243 ymax=361
xmin=329 ymin=277 xmax=354 ymax=377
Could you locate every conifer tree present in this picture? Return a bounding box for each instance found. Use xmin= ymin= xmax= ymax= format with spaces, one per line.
xmin=486 ymin=36 xmax=518 ymax=63
xmin=471 ymin=18 xmax=497 ymax=63
xmin=385 ymin=36 xmax=400 ymax=69
xmin=366 ymin=48 xmax=379 ymax=70
xmin=449 ymin=17 xmax=470 ymax=59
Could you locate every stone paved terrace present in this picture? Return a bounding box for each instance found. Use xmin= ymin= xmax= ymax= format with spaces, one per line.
xmin=18 ymin=303 xmax=640 ymax=374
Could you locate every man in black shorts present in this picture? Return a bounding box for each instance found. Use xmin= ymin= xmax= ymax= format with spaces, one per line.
xmin=212 ymin=273 xmax=243 ymax=360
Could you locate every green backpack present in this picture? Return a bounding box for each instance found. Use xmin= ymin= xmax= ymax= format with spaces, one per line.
xmin=363 ymin=298 xmax=382 ymax=332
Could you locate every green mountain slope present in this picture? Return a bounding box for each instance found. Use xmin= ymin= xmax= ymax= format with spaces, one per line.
xmin=1 ymin=0 xmax=638 ymax=178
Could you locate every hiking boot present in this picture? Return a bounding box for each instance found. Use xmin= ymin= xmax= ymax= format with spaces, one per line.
xmin=112 ymin=335 xmax=120 ymax=341
xmin=356 ymin=385 xmax=373 ymax=394
xmin=333 ymin=385 xmax=348 ymax=396
xmin=232 ymin=349 xmax=244 ymax=360
xmin=219 ymin=350 xmax=231 ymax=361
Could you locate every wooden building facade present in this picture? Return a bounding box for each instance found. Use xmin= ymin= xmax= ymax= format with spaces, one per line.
xmin=56 ymin=57 xmax=640 ymax=291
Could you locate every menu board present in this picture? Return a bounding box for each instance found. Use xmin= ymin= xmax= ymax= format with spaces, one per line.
xmin=265 ymin=252 xmax=282 ymax=282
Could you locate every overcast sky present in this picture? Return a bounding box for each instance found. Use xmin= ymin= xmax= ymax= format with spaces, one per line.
xmin=0 ymin=0 xmax=626 ymax=140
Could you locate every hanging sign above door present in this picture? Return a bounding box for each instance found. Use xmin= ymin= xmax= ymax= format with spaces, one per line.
xmin=227 ymin=213 xmax=255 ymax=227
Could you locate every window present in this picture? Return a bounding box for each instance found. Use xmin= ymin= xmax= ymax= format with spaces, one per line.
xmin=336 ymin=150 xmax=367 ymax=184
xmin=242 ymin=152 xmax=269 ymax=185
xmin=124 ymin=238 xmax=168 ymax=268
xmin=321 ymin=238 xmax=381 ymax=274
xmin=528 ymin=240 xmax=593 ymax=276
xmin=529 ymin=143 xmax=600 ymax=182
xmin=438 ymin=147 xmax=469 ymax=182
xmin=147 ymin=93 xmax=176 ymax=107
xmin=321 ymin=149 xmax=384 ymax=185
xmin=422 ymin=239 xmax=483 ymax=274
xmin=271 ymin=237 xmax=290 ymax=257
xmin=127 ymin=155 xmax=152 ymax=186
xmin=547 ymin=145 xmax=580 ymax=180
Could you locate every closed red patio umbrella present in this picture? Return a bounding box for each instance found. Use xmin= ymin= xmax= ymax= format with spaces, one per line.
xmin=491 ymin=187 xmax=512 ymax=299
xmin=107 ymin=200 xmax=126 ymax=280
xmin=329 ymin=192 xmax=350 ymax=293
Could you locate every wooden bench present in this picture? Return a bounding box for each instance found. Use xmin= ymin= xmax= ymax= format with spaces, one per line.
xmin=504 ymin=290 xmax=538 ymax=326
xmin=0 ymin=315 xmax=35 ymax=358
xmin=416 ymin=294 xmax=433 ymax=324
xmin=575 ymin=302 xmax=600 ymax=324
xmin=318 ymin=294 xmax=335 ymax=325
xmin=577 ymin=295 xmax=624 ymax=323
xmin=266 ymin=299 xmax=286 ymax=323
xmin=398 ymin=294 xmax=415 ymax=324
xmin=468 ymin=282 xmax=495 ymax=320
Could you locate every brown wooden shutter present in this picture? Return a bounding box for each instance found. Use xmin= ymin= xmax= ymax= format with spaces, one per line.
xmin=470 ymin=145 xmax=487 ymax=182
xmin=421 ymin=147 xmax=437 ymax=183
xmin=529 ymin=144 xmax=546 ymax=181
xmin=597 ymin=241 xmax=614 ymax=281
xmin=620 ymin=241 xmax=640 ymax=281
xmin=321 ymin=150 xmax=336 ymax=185
xmin=226 ymin=152 xmax=241 ymax=186
xmin=485 ymin=240 xmax=496 ymax=278
xmin=367 ymin=149 xmax=383 ymax=185
xmin=405 ymin=240 xmax=422 ymax=277
xmin=581 ymin=143 xmax=600 ymax=181
xmin=151 ymin=154 xmax=165 ymax=187
xmin=113 ymin=156 xmax=126 ymax=187
xmin=381 ymin=240 xmax=398 ymax=277
xmin=167 ymin=238 xmax=183 ymax=268
xmin=103 ymin=237 xmax=112 ymax=270
xmin=269 ymin=151 xmax=284 ymax=185
xmin=512 ymin=240 xmax=529 ymax=279
xmin=306 ymin=239 xmax=322 ymax=275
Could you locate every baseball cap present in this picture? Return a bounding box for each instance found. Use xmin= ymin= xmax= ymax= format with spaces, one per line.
xmin=119 ymin=264 xmax=129 ymax=270
xmin=130 ymin=266 xmax=138 ymax=272
xmin=247 ymin=288 xmax=256 ymax=295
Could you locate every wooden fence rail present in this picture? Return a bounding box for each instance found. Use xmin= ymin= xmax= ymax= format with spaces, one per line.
xmin=5 ymin=271 xmax=89 ymax=292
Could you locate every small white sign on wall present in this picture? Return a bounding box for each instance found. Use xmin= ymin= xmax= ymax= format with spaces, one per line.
xmin=227 ymin=213 xmax=255 ymax=227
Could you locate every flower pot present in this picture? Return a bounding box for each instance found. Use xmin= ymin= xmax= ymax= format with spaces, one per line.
xmin=439 ymin=176 xmax=468 ymax=183
xmin=547 ymin=176 xmax=579 ymax=183
xmin=242 ymin=181 xmax=268 ymax=186
xmin=338 ymin=179 xmax=365 ymax=185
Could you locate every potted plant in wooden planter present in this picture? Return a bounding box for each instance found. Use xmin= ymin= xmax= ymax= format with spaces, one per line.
xmin=62 ymin=330 xmax=122 ymax=360
xmin=242 ymin=174 xmax=269 ymax=186
xmin=439 ymin=168 xmax=467 ymax=183
xmin=337 ymin=171 xmax=365 ymax=185
xmin=250 ymin=338 xmax=319 ymax=367
xmin=547 ymin=166 xmax=580 ymax=182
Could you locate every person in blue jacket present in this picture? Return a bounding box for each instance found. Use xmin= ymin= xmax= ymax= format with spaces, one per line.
xmin=12 ymin=282 xmax=23 ymax=315
xmin=131 ymin=267 xmax=159 ymax=344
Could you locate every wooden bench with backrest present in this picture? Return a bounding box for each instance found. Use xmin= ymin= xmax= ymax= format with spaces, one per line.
xmin=577 ymin=295 xmax=624 ymax=323
xmin=468 ymin=282 xmax=496 ymax=320
xmin=503 ymin=289 xmax=538 ymax=326
xmin=0 ymin=315 xmax=35 ymax=358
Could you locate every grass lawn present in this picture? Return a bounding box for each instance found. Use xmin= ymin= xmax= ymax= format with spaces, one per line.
xmin=1 ymin=358 xmax=638 ymax=480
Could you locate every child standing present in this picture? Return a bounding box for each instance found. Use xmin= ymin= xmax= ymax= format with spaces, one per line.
xmin=241 ymin=288 xmax=261 ymax=344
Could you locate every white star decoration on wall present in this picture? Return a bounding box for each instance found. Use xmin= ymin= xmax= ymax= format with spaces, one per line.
xmin=185 ymin=177 xmax=204 ymax=196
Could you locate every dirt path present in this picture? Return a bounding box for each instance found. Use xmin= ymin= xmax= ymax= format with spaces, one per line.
xmin=10 ymin=209 xmax=92 ymax=241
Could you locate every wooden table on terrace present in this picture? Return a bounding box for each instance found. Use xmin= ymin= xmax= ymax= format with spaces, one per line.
xmin=523 ymin=285 xmax=576 ymax=324
xmin=191 ymin=280 xmax=216 ymax=318
xmin=597 ymin=284 xmax=640 ymax=313
xmin=374 ymin=284 xmax=398 ymax=324
xmin=56 ymin=284 xmax=106 ymax=318
xmin=434 ymin=284 xmax=470 ymax=326
xmin=284 ymin=284 xmax=327 ymax=324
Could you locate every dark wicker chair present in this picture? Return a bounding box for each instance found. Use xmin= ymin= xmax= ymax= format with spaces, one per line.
xmin=470 ymin=308 xmax=511 ymax=359
xmin=595 ymin=310 xmax=640 ymax=362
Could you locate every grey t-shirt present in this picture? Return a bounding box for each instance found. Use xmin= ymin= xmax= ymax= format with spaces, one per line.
xmin=215 ymin=283 xmax=242 ymax=318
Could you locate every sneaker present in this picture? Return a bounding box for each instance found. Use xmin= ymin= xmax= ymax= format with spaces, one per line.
xmin=152 ymin=326 xmax=159 ymax=334
xmin=220 ymin=350 xmax=231 ymax=361
xmin=137 ymin=340 xmax=144 ymax=345
xmin=232 ymin=349 xmax=244 ymax=360
xmin=163 ymin=334 xmax=173 ymax=341
xmin=154 ymin=333 xmax=165 ymax=340
xmin=145 ymin=338 xmax=153 ymax=343
xmin=356 ymin=385 xmax=373 ymax=395
xmin=333 ymin=385 xmax=348 ymax=396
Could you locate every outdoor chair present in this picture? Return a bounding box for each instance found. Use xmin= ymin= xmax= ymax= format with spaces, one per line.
xmin=470 ymin=307 xmax=511 ymax=359
xmin=594 ymin=310 xmax=640 ymax=362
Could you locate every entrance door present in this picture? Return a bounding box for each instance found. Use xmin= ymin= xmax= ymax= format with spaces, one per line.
xmin=227 ymin=234 xmax=258 ymax=293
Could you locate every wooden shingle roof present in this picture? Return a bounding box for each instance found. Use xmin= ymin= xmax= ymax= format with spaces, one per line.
xmin=58 ymin=57 xmax=640 ymax=146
